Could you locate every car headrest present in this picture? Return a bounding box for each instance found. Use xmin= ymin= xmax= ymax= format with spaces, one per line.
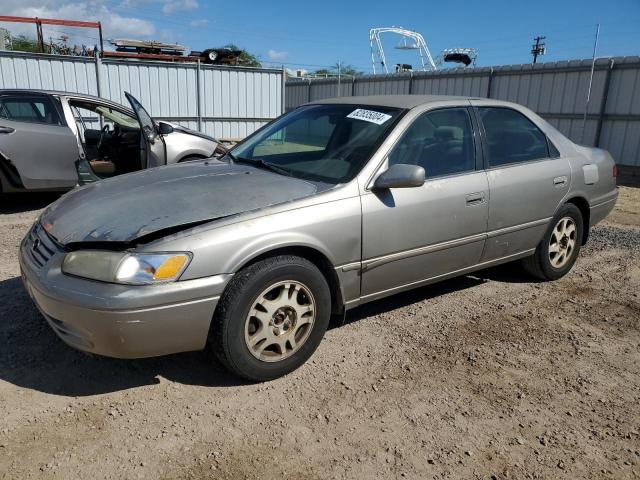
xmin=434 ymin=126 xmax=462 ymax=141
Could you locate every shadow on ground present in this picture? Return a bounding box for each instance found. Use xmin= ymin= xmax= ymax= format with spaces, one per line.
xmin=0 ymin=193 xmax=62 ymax=214
xmin=0 ymin=263 xmax=531 ymax=396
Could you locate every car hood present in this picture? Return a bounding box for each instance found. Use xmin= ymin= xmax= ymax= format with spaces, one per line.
xmin=41 ymin=161 xmax=321 ymax=246
xmin=169 ymin=123 xmax=218 ymax=143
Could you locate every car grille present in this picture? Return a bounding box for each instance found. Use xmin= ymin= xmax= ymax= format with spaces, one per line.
xmin=25 ymin=223 xmax=58 ymax=268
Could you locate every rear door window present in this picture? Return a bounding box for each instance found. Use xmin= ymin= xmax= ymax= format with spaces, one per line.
xmin=478 ymin=107 xmax=549 ymax=167
xmin=0 ymin=96 xmax=62 ymax=125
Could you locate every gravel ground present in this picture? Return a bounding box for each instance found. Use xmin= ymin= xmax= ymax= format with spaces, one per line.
xmin=0 ymin=187 xmax=639 ymax=480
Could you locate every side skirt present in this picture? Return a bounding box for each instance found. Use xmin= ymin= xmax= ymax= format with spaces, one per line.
xmin=344 ymin=249 xmax=535 ymax=310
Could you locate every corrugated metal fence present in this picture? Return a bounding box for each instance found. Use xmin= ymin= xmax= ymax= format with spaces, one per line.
xmin=286 ymin=57 xmax=640 ymax=168
xmin=0 ymin=51 xmax=284 ymax=140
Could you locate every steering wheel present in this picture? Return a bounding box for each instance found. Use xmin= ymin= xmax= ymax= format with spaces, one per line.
xmin=97 ymin=124 xmax=110 ymax=151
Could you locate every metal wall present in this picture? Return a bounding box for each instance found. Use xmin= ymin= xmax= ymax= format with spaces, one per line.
xmin=286 ymin=57 xmax=640 ymax=168
xmin=0 ymin=51 xmax=284 ymax=140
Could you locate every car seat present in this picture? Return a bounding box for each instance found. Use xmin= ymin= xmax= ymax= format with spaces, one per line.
xmin=89 ymin=159 xmax=117 ymax=176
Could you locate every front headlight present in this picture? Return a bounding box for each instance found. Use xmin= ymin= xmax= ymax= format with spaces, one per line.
xmin=62 ymin=251 xmax=191 ymax=285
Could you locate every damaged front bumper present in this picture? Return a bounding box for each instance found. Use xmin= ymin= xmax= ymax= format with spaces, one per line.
xmin=19 ymin=224 xmax=230 ymax=359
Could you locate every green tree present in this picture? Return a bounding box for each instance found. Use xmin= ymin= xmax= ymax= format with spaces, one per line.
xmin=312 ymin=63 xmax=362 ymax=77
xmin=332 ymin=63 xmax=361 ymax=76
xmin=9 ymin=34 xmax=42 ymax=53
xmin=223 ymin=43 xmax=261 ymax=67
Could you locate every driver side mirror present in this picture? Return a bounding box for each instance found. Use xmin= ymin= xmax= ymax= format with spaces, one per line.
xmin=157 ymin=122 xmax=174 ymax=135
xmin=373 ymin=163 xmax=425 ymax=189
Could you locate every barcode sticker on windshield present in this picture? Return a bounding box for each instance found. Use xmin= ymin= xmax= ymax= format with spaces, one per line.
xmin=347 ymin=109 xmax=392 ymax=125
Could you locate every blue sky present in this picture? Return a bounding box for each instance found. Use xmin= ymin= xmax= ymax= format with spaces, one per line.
xmin=4 ymin=0 xmax=640 ymax=72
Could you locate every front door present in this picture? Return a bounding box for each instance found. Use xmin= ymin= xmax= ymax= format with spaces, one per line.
xmin=361 ymin=106 xmax=489 ymax=301
xmin=471 ymin=103 xmax=572 ymax=261
xmin=125 ymin=92 xmax=166 ymax=168
xmin=0 ymin=93 xmax=79 ymax=189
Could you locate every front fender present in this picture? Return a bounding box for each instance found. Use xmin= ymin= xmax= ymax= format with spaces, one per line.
xmin=164 ymin=131 xmax=217 ymax=164
xmin=150 ymin=195 xmax=362 ymax=282
xmin=221 ymin=231 xmax=339 ymax=274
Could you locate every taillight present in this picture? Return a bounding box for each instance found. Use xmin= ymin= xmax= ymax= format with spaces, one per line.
xmin=612 ymin=165 xmax=618 ymax=178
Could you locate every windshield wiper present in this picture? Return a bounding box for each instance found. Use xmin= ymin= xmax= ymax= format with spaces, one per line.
xmin=228 ymin=155 xmax=293 ymax=177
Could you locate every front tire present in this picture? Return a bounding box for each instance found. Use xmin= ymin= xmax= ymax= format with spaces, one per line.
xmin=210 ymin=255 xmax=331 ymax=381
xmin=523 ymin=203 xmax=584 ymax=280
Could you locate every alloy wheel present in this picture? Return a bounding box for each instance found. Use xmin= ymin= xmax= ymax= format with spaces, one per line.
xmin=549 ymin=216 xmax=577 ymax=268
xmin=244 ymin=280 xmax=316 ymax=362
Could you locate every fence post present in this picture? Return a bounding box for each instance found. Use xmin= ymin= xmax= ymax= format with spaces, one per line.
xmin=408 ymin=71 xmax=413 ymax=94
xmin=94 ymin=53 xmax=103 ymax=98
xmin=307 ymin=78 xmax=312 ymax=103
xmin=281 ymin=65 xmax=286 ymax=114
xmin=486 ymin=67 xmax=494 ymax=98
xmin=351 ymin=76 xmax=356 ymax=97
xmin=196 ymin=59 xmax=202 ymax=132
xmin=594 ymin=58 xmax=614 ymax=147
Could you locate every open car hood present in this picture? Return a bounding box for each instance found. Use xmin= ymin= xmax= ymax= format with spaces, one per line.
xmin=41 ymin=160 xmax=320 ymax=246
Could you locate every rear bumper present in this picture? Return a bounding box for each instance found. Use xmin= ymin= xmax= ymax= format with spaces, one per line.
xmin=19 ymin=231 xmax=230 ymax=358
xmin=590 ymin=189 xmax=618 ymax=226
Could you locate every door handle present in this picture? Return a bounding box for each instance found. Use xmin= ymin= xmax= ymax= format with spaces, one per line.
xmin=465 ymin=192 xmax=485 ymax=206
xmin=0 ymin=126 xmax=15 ymax=134
xmin=553 ymin=176 xmax=568 ymax=187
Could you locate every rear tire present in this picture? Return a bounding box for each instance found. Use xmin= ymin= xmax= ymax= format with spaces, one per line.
xmin=523 ymin=203 xmax=583 ymax=280
xmin=210 ymin=255 xmax=331 ymax=381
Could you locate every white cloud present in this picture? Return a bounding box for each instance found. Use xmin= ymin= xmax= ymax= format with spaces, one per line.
xmin=189 ymin=19 xmax=208 ymax=28
xmin=267 ymin=49 xmax=288 ymax=61
xmin=106 ymin=13 xmax=155 ymax=37
xmin=1 ymin=0 xmax=156 ymax=40
xmin=162 ymin=0 xmax=198 ymax=15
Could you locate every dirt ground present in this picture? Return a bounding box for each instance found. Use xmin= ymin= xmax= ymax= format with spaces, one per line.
xmin=0 ymin=188 xmax=639 ymax=480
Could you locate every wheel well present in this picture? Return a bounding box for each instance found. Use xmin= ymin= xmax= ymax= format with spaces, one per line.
xmin=0 ymin=153 xmax=24 ymax=189
xmin=237 ymin=246 xmax=345 ymax=315
xmin=177 ymin=154 xmax=208 ymax=163
xmin=566 ymin=196 xmax=590 ymax=245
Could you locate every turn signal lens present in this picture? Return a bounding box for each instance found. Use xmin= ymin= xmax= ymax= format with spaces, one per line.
xmin=154 ymin=255 xmax=189 ymax=280
xmin=612 ymin=165 xmax=618 ymax=178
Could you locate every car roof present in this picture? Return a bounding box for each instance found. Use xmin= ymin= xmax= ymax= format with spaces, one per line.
xmin=308 ymin=94 xmax=483 ymax=109
xmin=1 ymin=88 xmax=99 ymax=100
xmin=0 ymin=89 xmax=131 ymax=110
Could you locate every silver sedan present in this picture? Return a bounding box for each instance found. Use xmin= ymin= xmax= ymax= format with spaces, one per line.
xmin=19 ymin=95 xmax=618 ymax=381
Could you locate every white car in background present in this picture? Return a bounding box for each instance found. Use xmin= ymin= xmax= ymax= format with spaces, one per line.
xmin=0 ymin=89 xmax=224 ymax=192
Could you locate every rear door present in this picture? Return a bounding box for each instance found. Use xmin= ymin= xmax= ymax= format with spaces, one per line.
xmin=125 ymin=92 xmax=166 ymax=168
xmin=0 ymin=93 xmax=79 ymax=189
xmin=471 ymin=101 xmax=571 ymax=261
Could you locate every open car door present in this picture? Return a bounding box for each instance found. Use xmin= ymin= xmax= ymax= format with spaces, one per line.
xmin=125 ymin=92 xmax=166 ymax=168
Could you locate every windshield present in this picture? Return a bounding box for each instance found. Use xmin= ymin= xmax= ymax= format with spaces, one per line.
xmin=95 ymin=106 xmax=139 ymax=128
xmin=231 ymin=104 xmax=404 ymax=183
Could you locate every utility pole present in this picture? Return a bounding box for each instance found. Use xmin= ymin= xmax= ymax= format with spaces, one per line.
xmin=531 ymin=36 xmax=546 ymax=64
